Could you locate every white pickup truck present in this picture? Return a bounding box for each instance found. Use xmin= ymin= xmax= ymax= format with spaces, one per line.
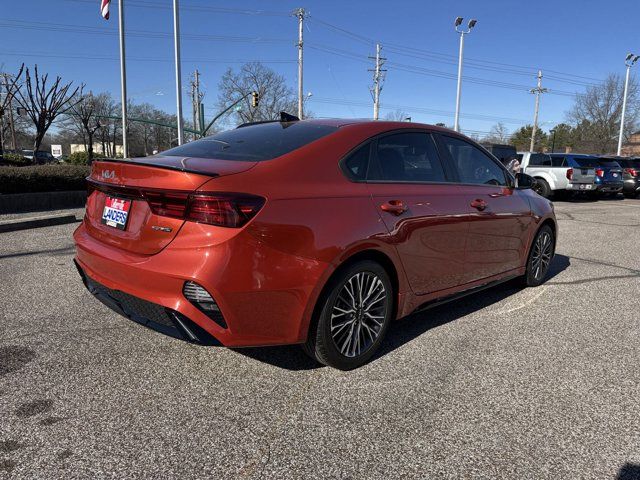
xmin=517 ymin=152 xmax=596 ymax=198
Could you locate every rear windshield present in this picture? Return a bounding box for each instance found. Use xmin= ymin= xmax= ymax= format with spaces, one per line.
xmin=573 ymin=157 xmax=599 ymax=168
xmin=161 ymin=122 xmax=338 ymax=161
xmin=618 ymin=159 xmax=640 ymax=168
xmin=597 ymin=159 xmax=621 ymax=168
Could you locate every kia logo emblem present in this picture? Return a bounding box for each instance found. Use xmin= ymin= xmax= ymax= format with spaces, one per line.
xmin=101 ymin=170 xmax=115 ymax=179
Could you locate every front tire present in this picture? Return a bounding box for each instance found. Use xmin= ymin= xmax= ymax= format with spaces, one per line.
xmin=521 ymin=225 xmax=555 ymax=287
xmin=303 ymin=260 xmax=393 ymax=370
xmin=533 ymin=178 xmax=552 ymax=199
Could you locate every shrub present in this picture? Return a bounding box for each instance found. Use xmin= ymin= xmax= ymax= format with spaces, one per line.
xmin=68 ymin=151 xmax=106 ymax=165
xmin=0 ymin=164 xmax=91 ymax=194
xmin=1 ymin=153 xmax=31 ymax=166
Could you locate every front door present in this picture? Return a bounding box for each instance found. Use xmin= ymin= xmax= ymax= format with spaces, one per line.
xmin=437 ymin=134 xmax=533 ymax=283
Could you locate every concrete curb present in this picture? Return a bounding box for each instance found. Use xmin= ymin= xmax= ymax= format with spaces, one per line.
xmin=0 ymin=191 xmax=86 ymax=214
xmin=0 ymin=213 xmax=79 ymax=233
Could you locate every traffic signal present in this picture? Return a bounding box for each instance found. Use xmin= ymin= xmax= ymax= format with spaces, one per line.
xmin=251 ymin=91 xmax=259 ymax=108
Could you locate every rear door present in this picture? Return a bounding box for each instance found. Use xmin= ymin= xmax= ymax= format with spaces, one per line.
xmin=436 ymin=134 xmax=533 ymax=283
xmin=365 ymin=130 xmax=470 ymax=295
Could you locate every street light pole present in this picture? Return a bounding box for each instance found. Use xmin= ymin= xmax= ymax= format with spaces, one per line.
xmin=118 ymin=0 xmax=128 ymax=158
xmin=173 ymin=0 xmax=184 ymax=146
xmin=454 ymin=17 xmax=477 ymax=132
xmin=617 ymin=53 xmax=639 ymax=156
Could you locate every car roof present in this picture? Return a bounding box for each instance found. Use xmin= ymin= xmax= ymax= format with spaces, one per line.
xmin=295 ymin=118 xmax=455 ymax=133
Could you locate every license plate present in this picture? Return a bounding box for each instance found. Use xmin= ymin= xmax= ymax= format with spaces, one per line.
xmin=101 ymin=196 xmax=132 ymax=230
xmin=612 ymin=173 xmax=619 ymax=177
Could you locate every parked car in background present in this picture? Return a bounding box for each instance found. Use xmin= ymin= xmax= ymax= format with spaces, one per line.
xmin=74 ymin=119 xmax=557 ymax=370
xmin=21 ymin=150 xmax=57 ymax=164
xmin=602 ymin=157 xmax=639 ymax=198
xmin=594 ymin=158 xmax=624 ymax=197
xmin=548 ymin=154 xmax=597 ymax=195
xmin=518 ymin=152 xmax=596 ymax=198
xmin=482 ymin=144 xmax=517 ymax=165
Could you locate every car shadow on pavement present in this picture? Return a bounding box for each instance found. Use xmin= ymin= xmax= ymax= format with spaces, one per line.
xmin=616 ymin=463 xmax=640 ymax=480
xmin=235 ymin=255 xmax=571 ymax=371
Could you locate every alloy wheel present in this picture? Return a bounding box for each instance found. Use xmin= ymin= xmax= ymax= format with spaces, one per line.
xmin=531 ymin=230 xmax=553 ymax=280
xmin=329 ymin=272 xmax=387 ymax=358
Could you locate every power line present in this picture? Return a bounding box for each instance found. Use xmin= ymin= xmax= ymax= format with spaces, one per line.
xmin=0 ymin=50 xmax=295 ymax=65
xmin=0 ymin=19 xmax=290 ymax=44
xmin=307 ymin=16 xmax=605 ymax=85
xmin=66 ymin=0 xmax=290 ymax=17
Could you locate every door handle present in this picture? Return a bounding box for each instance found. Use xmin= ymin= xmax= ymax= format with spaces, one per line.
xmin=470 ymin=198 xmax=488 ymax=211
xmin=380 ymin=200 xmax=408 ymax=216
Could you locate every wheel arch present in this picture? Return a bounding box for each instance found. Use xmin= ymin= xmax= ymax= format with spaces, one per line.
xmin=300 ymin=248 xmax=402 ymax=343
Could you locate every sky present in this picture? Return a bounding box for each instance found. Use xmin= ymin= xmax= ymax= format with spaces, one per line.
xmin=1 ymin=0 xmax=639 ymax=138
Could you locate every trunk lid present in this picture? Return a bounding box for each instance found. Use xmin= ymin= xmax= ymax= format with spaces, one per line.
xmin=569 ymin=167 xmax=595 ymax=185
xmin=85 ymin=157 xmax=257 ymax=255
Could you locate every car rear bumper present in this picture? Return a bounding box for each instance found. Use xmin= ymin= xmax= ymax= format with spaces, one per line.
xmin=623 ymin=179 xmax=640 ymax=194
xmin=73 ymin=221 xmax=331 ymax=347
xmin=595 ymin=183 xmax=623 ymax=193
xmin=566 ymin=182 xmax=595 ymax=190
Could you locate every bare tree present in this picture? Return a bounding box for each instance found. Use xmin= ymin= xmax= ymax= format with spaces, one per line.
xmin=217 ymin=62 xmax=297 ymax=125
xmin=60 ymin=90 xmax=108 ymax=161
xmin=483 ymin=122 xmax=510 ymax=144
xmin=13 ymin=65 xmax=81 ymax=153
xmin=567 ymin=73 xmax=639 ymax=154
xmin=384 ymin=109 xmax=410 ymax=121
xmin=0 ymin=64 xmax=24 ymax=155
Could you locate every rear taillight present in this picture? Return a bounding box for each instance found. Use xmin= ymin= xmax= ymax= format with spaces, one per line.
xmin=144 ymin=191 xmax=190 ymax=219
xmin=566 ymin=168 xmax=573 ymax=180
xmin=186 ymin=194 xmax=264 ymax=228
xmin=624 ymin=168 xmax=638 ymax=177
xmin=144 ymin=191 xmax=264 ymax=228
xmin=595 ymin=168 xmax=604 ymax=178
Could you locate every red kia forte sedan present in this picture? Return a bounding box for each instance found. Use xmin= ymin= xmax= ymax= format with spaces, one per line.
xmin=74 ymin=119 xmax=556 ymax=369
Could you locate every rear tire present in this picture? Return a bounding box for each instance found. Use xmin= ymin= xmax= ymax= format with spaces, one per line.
xmin=303 ymin=260 xmax=393 ymax=370
xmin=533 ymin=178 xmax=552 ymax=199
xmin=624 ymin=192 xmax=637 ymax=199
xmin=520 ymin=225 xmax=555 ymax=287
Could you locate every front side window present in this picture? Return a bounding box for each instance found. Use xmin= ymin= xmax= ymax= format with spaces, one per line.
xmin=440 ymin=136 xmax=507 ymax=186
xmin=368 ymin=132 xmax=447 ymax=183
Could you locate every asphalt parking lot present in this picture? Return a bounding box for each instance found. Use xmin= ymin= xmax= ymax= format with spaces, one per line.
xmin=1 ymin=198 xmax=639 ymax=479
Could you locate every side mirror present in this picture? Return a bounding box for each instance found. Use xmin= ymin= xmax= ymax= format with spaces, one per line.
xmin=515 ymin=173 xmax=535 ymax=189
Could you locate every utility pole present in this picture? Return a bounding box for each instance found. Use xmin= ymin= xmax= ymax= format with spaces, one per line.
xmin=529 ymin=70 xmax=547 ymax=152
xmin=190 ymin=69 xmax=201 ymax=140
xmin=618 ymin=53 xmax=639 ymax=156
xmin=369 ymin=43 xmax=386 ymax=120
xmin=293 ymin=8 xmax=306 ymax=119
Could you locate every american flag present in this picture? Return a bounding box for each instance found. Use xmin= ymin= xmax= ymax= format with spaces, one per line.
xmin=100 ymin=0 xmax=110 ymax=20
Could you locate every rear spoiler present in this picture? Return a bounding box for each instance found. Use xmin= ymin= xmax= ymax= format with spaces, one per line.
xmin=237 ymin=111 xmax=300 ymax=129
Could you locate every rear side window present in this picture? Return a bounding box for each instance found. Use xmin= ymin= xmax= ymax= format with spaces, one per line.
xmin=369 ymin=132 xmax=447 ymax=183
xmin=440 ymin=135 xmax=507 ymax=186
xmin=529 ymin=154 xmax=552 ymax=166
xmin=161 ymin=122 xmax=338 ymax=161
xmin=342 ymin=143 xmax=370 ymax=180
xmin=551 ymin=156 xmax=566 ymax=167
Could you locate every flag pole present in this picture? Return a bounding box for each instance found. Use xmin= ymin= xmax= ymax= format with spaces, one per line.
xmin=173 ymin=0 xmax=184 ymax=145
xmin=118 ymin=0 xmax=128 ymax=158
